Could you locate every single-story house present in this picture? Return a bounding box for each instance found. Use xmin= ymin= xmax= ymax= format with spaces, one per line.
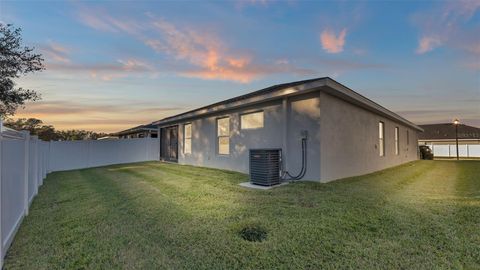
xmin=418 ymin=123 xmax=480 ymax=158
xmin=113 ymin=124 xmax=158 ymax=139
xmin=153 ymin=77 xmax=422 ymax=183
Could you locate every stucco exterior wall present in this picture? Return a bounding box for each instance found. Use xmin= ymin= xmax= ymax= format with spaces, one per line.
xmin=319 ymin=92 xmax=419 ymax=182
xmin=173 ymin=92 xmax=322 ymax=180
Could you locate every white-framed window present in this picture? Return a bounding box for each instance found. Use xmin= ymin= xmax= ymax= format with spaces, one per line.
xmin=184 ymin=123 xmax=192 ymax=154
xmin=395 ymin=127 xmax=399 ymax=155
xmin=217 ymin=117 xmax=230 ymax=155
xmin=379 ymin=121 xmax=385 ymax=156
xmin=241 ymin=111 xmax=264 ymax=129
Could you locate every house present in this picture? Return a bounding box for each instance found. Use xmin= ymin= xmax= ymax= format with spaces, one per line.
xmin=113 ymin=124 xmax=158 ymax=139
xmin=418 ymin=123 xmax=480 ymax=158
xmin=153 ymin=77 xmax=422 ymax=183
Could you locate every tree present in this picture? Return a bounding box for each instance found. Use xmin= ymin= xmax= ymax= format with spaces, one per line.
xmin=3 ymin=118 xmax=57 ymax=140
xmin=0 ymin=23 xmax=44 ymax=117
xmin=4 ymin=117 xmax=43 ymax=133
xmin=4 ymin=117 xmax=109 ymax=141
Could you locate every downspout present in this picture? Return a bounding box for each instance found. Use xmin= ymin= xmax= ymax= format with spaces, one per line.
xmin=282 ymin=97 xmax=288 ymax=174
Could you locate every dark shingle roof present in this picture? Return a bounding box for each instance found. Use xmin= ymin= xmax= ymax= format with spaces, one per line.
xmin=113 ymin=123 xmax=157 ymax=136
xmin=418 ymin=123 xmax=480 ymax=140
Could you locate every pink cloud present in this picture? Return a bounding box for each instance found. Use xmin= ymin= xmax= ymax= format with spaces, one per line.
xmin=40 ymin=41 xmax=71 ymax=63
xmin=147 ymin=18 xmax=289 ymax=83
xmin=320 ymin=28 xmax=347 ymax=54
xmin=77 ymin=7 xmax=143 ymax=35
xmin=76 ymin=9 xmax=314 ymax=83
xmin=416 ymin=36 xmax=443 ymax=54
xmin=413 ymin=0 xmax=480 ymax=55
xmin=15 ymin=100 xmax=184 ymax=133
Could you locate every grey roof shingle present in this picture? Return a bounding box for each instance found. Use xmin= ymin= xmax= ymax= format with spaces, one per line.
xmin=418 ymin=123 xmax=480 ymax=140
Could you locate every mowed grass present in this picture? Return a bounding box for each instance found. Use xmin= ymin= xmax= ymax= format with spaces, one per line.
xmin=4 ymin=161 xmax=480 ymax=269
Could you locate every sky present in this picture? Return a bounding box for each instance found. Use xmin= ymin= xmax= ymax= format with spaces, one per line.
xmin=1 ymin=0 xmax=479 ymax=133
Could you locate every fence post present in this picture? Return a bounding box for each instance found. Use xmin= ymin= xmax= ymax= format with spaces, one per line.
xmin=31 ymin=136 xmax=39 ymax=196
xmin=47 ymin=141 xmax=51 ymax=173
xmin=0 ymin=119 xmax=3 ymax=269
xmin=22 ymin=131 xmax=30 ymax=216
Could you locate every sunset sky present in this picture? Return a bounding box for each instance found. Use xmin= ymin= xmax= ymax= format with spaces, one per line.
xmin=1 ymin=0 xmax=479 ymax=133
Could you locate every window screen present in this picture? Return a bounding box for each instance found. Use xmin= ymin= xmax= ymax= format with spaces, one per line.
xmin=184 ymin=123 xmax=192 ymax=154
xmin=217 ymin=117 xmax=230 ymax=155
xmin=241 ymin=111 xmax=264 ymax=129
xmin=395 ymin=127 xmax=399 ymax=155
xmin=379 ymin=122 xmax=385 ymax=156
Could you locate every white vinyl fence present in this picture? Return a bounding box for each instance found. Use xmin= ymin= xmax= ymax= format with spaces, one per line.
xmin=49 ymin=138 xmax=159 ymax=171
xmin=0 ymin=121 xmax=160 ymax=268
xmin=428 ymin=144 xmax=480 ymax=158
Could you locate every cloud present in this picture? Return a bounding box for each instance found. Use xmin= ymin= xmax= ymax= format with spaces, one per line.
xmin=39 ymin=41 xmax=71 ymax=63
xmin=46 ymin=58 xmax=156 ymax=81
xmin=413 ymin=0 xmax=480 ymax=55
xmin=76 ymin=8 xmax=314 ymax=83
xmin=146 ymin=18 xmax=269 ymax=83
xmin=147 ymin=19 xmax=315 ymax=82
xmin=416 ymin=36 xmax=443 ymax=54
xmin=18 ymin=100 xmax=181 ymax=115
xmin=320 ymin=28 xmax=347 ymax=54
xmin=77 ymin=8 xmax=143 ymax=34
xmin=15 ymin=100 xmax=185 ymax=132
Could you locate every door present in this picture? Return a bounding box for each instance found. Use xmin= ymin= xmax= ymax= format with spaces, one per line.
xmin=160 ymin=125 xmax=178 ymax=162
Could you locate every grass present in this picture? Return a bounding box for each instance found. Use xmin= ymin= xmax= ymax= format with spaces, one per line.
xmin=4 ymin=160 xmax=480 ymax=269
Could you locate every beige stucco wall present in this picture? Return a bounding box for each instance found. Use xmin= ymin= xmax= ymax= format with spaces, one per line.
xmin=174 ymin=92 xmax=322 ymax=180
xmin=159 ymin=90 xmax=419 ymax=182
xmin=319 ymin=92 xmax=419 ymax=182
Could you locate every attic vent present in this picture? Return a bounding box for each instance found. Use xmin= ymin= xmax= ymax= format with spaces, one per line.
xmin=249 ymin=149 xmax=281 ymax=186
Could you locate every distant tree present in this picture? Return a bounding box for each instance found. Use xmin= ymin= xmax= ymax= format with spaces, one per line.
xmin=4 ymin=117 xmax=43 ymax=133
xmin=0 ymin=23 xmax=44 ymax=117
xmin=56 ymin=130 xmax=108 ymax=141
xmin=36 ymin=124 xmax=59 ymax=141
xmin=4 ymin=117 xmax=108 ymax=141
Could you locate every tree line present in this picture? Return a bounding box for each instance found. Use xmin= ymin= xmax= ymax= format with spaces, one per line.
xmin=3 ymin=118 xmax=109 ymax=141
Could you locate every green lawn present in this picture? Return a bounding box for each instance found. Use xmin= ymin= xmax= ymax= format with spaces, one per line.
xmin=4 ymin=161 xmax=480 ymax=269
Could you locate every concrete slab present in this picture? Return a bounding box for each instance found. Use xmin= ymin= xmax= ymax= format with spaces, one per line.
xmin=239 ymin=182 xmax=289 ymax=190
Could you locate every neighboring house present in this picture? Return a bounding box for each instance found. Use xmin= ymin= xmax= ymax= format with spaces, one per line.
xmin=418 ymin=123 xmax=480 ymax=158
xmin=152 ymin=77 xmax=422 ymax=183
xmin=113 ymin=124 xmax=158 ymax=139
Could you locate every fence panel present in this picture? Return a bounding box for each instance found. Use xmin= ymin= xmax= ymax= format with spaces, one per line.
xmin=0 ymin=126 xmax=159 ymax=268
xmin=469 ymin=145 xmax=480 ymax=157
xmin=1 ymin=139 xmax=26 ymax=252
xmin=0 ymin=126 xmax=49 ymax=269
xmin=48 ymin=138 xmax=159 ymax=172
xmin=431 ymin=144 xmax=480 ymax=158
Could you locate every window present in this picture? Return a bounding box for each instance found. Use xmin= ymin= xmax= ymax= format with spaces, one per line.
xmin=217 ymin=117 xmax=230 ymax=155
xmin=395 ymin=127 xmax=399 ymax=155
xmin=241 ymin=111 xmax=264 ymax=129
xmin=379 ymin=122 xmax=385 ymax=156
xmin=406 ymin=130 xmax=409 ymax=145
xmin=184 ymin=123 xmax=192 ymax=154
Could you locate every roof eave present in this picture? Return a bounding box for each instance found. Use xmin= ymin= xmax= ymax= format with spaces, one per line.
xmin=153 ymin=78 xmax=329 ymax=126
xmin=153 ymin=77 xmax=423 ymax=132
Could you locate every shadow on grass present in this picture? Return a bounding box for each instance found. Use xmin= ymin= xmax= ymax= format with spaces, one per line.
xmin=4 ymin=160 xmax=480 ymax=269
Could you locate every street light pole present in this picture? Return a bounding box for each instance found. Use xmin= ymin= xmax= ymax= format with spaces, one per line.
xmin=453 ymin=119 xmax=460 ymax=160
